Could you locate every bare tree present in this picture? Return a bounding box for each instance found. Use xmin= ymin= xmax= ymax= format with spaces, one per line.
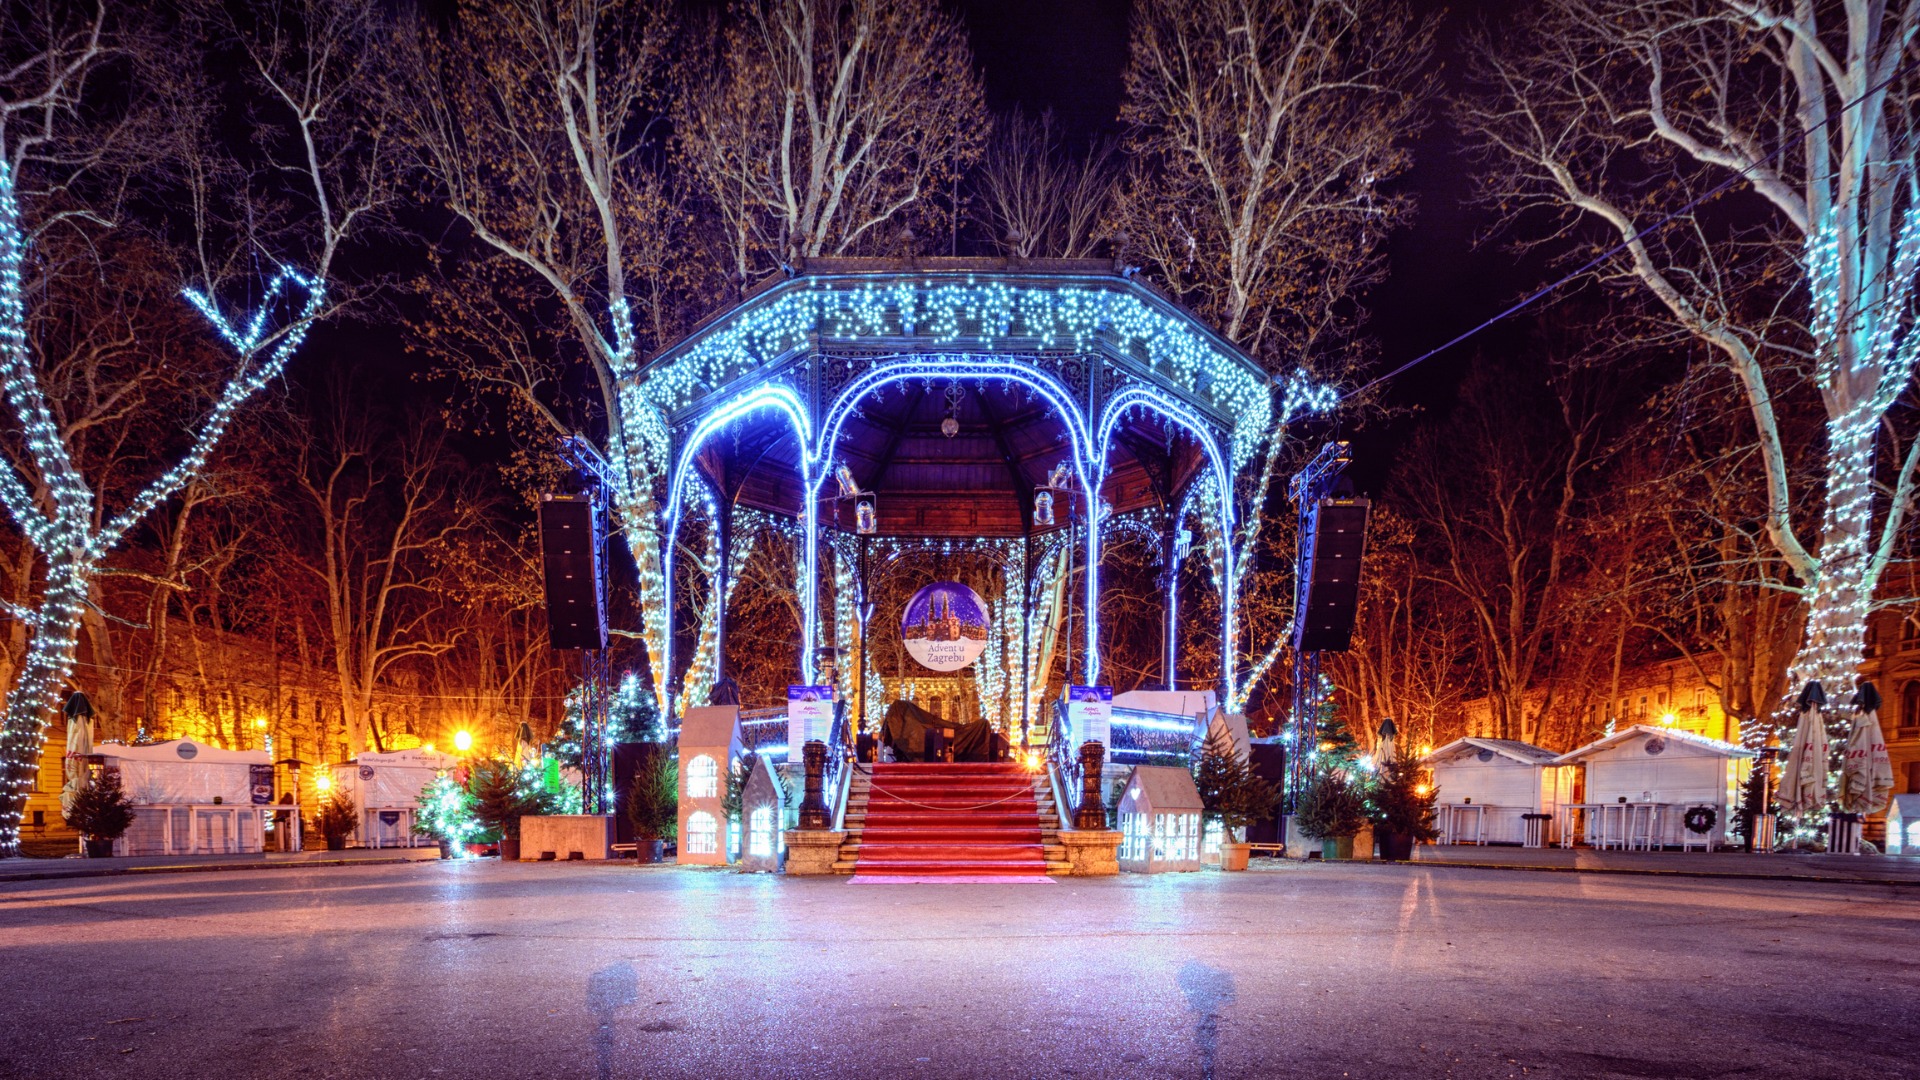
xmin=1397 ymin=359 xmax=1616 ymax=744
xmin=1327 ymin=509 xmax=1470 ymax=756
xmin=0 ymin=1 xmax=387 ymax=855
xmin=1116 ymin=0 xmax=1435 ymax=711
xmin=1463 ymin=0 xmax=1920 ymax=723
xmin=679 ymin=0 xmax=988 ymax=280
xmin=288 ymin=397 xmax=478 ymax=755
xmin=972 ymin=111 xmax=1118 ymax=260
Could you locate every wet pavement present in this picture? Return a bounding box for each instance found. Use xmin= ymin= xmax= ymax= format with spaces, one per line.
xmin=1 ymin=859 xmax=1915 ymax=1079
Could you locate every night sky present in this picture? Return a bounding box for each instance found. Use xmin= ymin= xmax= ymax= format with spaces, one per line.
xmin=951 ymin=0 xmax=1545 ymax=492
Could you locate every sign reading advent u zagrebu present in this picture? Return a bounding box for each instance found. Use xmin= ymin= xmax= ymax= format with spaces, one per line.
xmin=902 ymin=582 xmax=990 ymax=672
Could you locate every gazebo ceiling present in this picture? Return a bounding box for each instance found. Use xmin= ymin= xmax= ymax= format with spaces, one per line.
xmin=695 ymin=379 xmax=1213 ymax=536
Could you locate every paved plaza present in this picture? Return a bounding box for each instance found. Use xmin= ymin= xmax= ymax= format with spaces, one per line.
xmin=1 ymin=859 xmax=1915 ymax=1079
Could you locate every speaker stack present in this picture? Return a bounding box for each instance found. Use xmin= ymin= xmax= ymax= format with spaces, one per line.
xmin=1293 ymin=497 xmax=1370 ymax=653
xmin=539 ymin=494 xmax=607 ymax=651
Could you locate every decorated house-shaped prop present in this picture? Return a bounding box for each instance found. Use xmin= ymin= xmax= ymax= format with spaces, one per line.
xmin=1422 ymin=738 xmax=1574 ymax=845
xmin=678 ymin=706 xmax=742 ymax=866
xmin=1884 ymin=795 xmax=1920 ymax=855
xmin=1117 ymin=765 xmax=1204 ymax=873
xmin=329 ymin=748 xmax=456 ymax=848
xmin=96 ymin=741 xmax=280 ymax=856
xmin=1554 ymin=725 xmax=1754 ymax=849
xmin=740 ymin=756 xmax=787 ymax=873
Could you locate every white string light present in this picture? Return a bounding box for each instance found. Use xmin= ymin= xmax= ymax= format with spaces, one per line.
xmin=0 ymin=158 xmax=322 ymax=855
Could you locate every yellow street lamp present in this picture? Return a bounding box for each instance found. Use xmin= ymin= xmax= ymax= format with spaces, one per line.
xmin=315 ymin=771 xmax=332 ymax=794
xmin=453 ymin=729 xmax=473 ymax=753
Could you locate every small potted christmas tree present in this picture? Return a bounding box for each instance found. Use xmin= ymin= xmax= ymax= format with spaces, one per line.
xmin=1369 ymin=749 xmax=1438 ymax=861
xmin=1295 ymin=771 xmax=1367 ymax=860
xmin=315 ymin=790 xmax=360 ymax=851
xmin=64 ymin=770 xmax=135 ymax=858
xmin=1192 ymin=727 xmax=1281 ymax=870
xmin=469 ymin=757 xmax=556 ymax=861
xmin=627 ymin=751 xmax=677 ymax=863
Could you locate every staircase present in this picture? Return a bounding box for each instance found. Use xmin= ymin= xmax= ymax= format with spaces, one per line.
xmin=834 ymin=762 xmax=1071 ymax=878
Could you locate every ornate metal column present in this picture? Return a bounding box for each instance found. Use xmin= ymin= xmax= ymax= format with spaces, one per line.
xmin=1075 ymin=741 xmax=1107 ymax=830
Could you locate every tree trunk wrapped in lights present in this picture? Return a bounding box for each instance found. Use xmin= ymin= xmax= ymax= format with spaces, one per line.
xmin=0 ymin=163 xmax=324 ymax=855
xmin=1464 ymin=0 xmax=1920 ymax=739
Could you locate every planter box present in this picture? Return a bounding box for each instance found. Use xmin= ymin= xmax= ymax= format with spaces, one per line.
xmin=519 ymin=815 xmax=615 ymax=861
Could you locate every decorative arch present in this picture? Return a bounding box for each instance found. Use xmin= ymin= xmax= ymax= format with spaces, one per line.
xmin=663 ymin=383 xmax=815 ymax=714
xmin=812 ymin=356 xmax=1100 ymax=682
xmin=1096 ymin=386 xmax=1238 ymax=697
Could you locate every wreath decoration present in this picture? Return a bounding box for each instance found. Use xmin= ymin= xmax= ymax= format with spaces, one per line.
xmin=1683 ymin=806 xmax=1716 ymax=835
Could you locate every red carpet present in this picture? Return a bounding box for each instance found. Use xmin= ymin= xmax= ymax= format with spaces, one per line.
xmin=851 ymin=762 xmax=1049 ymax=879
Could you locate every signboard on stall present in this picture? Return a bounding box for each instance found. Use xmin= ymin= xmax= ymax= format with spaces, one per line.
xmin=788 ymin=685 xmax=836 ymax=752
xmin=248 ymin=764 xmax=275 ymax=805
xmin=1066 ymin=685 xmax=1113 ymax=749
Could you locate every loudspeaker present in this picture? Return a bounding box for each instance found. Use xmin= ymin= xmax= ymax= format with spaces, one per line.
xmin=1294 ymin=497 xmax=1370 ymax=652
xmin=1243 ymin=741 xmax=1288 ymax=845
xmin=540 ymin=494 xmax=607 ymax=650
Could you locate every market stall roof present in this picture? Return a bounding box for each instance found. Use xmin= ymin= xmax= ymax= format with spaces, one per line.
xmin=1424 ymin=738 xmax=1561 ymax=767
xmin=1551 ymin=725 xmax=1755 ymax=765
xmin=93 ymin=740 xmax=269 ymax=765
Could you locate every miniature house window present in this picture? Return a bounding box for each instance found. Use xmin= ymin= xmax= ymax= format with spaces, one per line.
xmin=687 ymin=754 xmax=719 ymax=799
xmin=1120 ymin=812 xmax=1148 ymax=862
xmin=748 ymin=807 xmax=775 ymax=857
xmin=685 ymin=810 xmax=718 ymax=855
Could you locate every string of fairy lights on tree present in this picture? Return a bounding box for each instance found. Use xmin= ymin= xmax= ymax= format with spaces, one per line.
xmin=0 ymin=159 xmax=323 ymax=855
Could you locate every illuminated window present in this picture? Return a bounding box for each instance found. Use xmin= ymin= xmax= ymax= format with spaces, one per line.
xmin=748 ymin=807 xmax=775 ymax=857
xmin=685 ymin=811 xmax=718 ymax=855
xmin=687 ymin=755 xmax=719 ymax=799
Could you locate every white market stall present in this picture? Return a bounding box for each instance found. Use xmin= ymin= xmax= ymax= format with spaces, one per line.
xmin=96 ymin=740 xmax=292 ymax=856
xmin=1422 ymin=738 xmax=1573 ymax=847
xmin=329 ymin=748 xmax=457 ymax=848
xmin=1553 ymin=725 xmax=1753 ymax=850
xmin=1885 ymin=795 xmax=1920 ymax=855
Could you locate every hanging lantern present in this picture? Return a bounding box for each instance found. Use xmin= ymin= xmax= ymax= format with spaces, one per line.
xmin=855 ymin=493 xmax=878 ymax=534
xmin=1034 ymin=489 xmax=1055 ymax=527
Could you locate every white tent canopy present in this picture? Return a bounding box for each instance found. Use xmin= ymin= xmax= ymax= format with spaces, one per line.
xmin=92 ymin=741 xmax=283 ymax=856
xmin=97 ymin=740 xmax=270 ymax=805
xmin=330 ymin=748 xmax=456 ymax=848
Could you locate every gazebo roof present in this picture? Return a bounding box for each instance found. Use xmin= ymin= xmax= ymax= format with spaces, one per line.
xmin=634 ymin=259 xmax=1298 ymax=537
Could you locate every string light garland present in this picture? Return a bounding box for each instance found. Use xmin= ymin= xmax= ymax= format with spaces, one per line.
xmin=0 ymin=159 xmax=323 ymax=856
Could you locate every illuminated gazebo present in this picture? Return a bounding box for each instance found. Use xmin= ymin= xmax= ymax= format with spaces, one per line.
xmin=629 ymin=258 xmax=1331 ymax=749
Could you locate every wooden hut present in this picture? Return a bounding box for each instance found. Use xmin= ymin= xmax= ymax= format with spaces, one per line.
xmin=1422 ymin=738 xmax=1573 ymax=846
xmin=329 ymin=748 xmax=455 ymax=848
xmin=1116 ymin=765 xmax=1204 ymax=873
xmin=1554 ymin=725 xmax=1753 ymax=849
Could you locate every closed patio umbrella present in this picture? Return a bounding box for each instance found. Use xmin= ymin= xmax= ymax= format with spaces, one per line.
xmin=1840 ymin=683 xmax=1894 ymax=816
xmin=1777 ymin=681 xmax=1830 ymax=814
xmin=59 ymin=692 xmax=94 ymax=819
